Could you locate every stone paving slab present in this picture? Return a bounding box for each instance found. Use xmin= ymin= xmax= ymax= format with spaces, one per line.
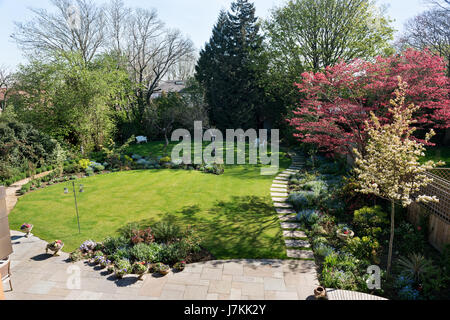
xmin=283 ymin=230 xmax=307 ymax=238
xmin=278 ymin=215 xmax=298 ymax=222
xmin=273 ymin=202 xmax=293 ymax=208
xmin=271 ymin=188 xmax=288 ymax=192
xmin=285 ymin=240 xmax=310 ymax=248
xmin=272 ymin=180 xmax=288 ymax=188
xmin=271 ymin=192 xmax=288 ymax=197
xmin=280 ymin=222 xmax=302 ymax=229
xmin=276 ymin=208 xmax=296 ymax=214
xmin=4 ymin=231 xmax=319 ymax=300
xmin=286 ymin=250 xmax=314 ymax=259
xmin=272 ymin=197 xmax=288 ymax=203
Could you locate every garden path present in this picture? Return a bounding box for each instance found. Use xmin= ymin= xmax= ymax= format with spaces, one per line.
xmin=3 ymin=230 xmax=320 ymax=300
xmin=5 ymin=171 xmax=53 ymax=215
xmin=271 ymin=154 xmax=315 ymax=260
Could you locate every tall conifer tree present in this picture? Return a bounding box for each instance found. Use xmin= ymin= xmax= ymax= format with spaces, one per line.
xmin=196 ymin=0 xmax=263 ymax=130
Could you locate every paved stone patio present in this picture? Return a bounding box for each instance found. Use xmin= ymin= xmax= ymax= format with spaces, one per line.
xmin=3 ymin=230 xmax=319 ymax=300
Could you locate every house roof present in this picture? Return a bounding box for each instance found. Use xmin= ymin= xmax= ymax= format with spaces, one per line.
xmin=154 ymin=80 xmax=186 ymax=93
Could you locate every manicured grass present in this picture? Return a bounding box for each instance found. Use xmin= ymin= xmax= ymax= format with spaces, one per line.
xmin=421 ymin=146 xmax=450 ymax=166
xmin=10 ymin=145 xmax=291 ymax=260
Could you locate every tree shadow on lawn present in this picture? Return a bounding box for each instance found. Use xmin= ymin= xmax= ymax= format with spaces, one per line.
xmin=118 ymin=196 xmax=286 ymax=260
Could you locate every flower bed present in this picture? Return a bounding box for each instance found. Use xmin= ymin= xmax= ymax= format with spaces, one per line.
xmin=287 ymin=153 xmax=450 ymax=300
xmin=69 ymin=222 xmax=213 ymax=279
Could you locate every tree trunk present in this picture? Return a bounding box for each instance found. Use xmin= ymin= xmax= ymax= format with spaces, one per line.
xmin=387 ymin=200 xmax=395 ymax=277
xmin=163 ymin=131 xmax=169 ymax=155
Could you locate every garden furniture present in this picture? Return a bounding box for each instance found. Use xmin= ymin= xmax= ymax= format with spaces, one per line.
xmin=136 ymin=136 xmax=148 ymax=144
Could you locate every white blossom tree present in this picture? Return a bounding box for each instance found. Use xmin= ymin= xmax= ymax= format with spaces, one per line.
xmin=353 ymin=77 xmax=444 ymax=276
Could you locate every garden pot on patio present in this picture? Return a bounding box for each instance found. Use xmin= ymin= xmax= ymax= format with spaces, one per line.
xmin=314 ymin=286 xmax=328 ymax=300
xmin=20 ymin=223 xmax=33 ymax=237
xmin=45 ymin=240 xmax=64 ymax=256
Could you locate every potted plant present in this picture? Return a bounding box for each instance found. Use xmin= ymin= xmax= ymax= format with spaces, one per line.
xmin=314 ymin=286 xmax=328 ymax=300
xmin=20 ymin=223 xmax=33 ymax=237
xmin=114 ymin=259 xmax=131 ymax=279
xmin=155 ymin=262 xmax=170 ymax=276
xmin=46 ymin=240 xmax=64 ymax=256
xmin=336 ymin=225 xmax=354 ymax=241
xmin=69 ymin=249 xmax=83 ymax=262
xmin=173 ymin=261 xmax=186 ymax=272
xmin=106 ymin=264 xmax=115 ymax=274
xmin=132 ymin=262 xmax=148 ymax=280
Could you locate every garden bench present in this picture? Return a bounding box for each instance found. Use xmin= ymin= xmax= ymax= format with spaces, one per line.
xmin=136 ymin=136 xmax=148 ymax=144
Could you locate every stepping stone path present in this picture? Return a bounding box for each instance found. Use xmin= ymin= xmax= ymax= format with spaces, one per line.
xmin=270 ymin=153 xmax=315 ymax=260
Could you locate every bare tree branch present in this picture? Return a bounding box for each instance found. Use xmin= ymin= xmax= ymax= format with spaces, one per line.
xmin=11 ymin=0 xmax=105 ymax=63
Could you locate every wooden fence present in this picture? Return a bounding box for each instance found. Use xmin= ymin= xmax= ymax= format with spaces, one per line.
xmin=407 ymin=168 xmax=450 ymax=252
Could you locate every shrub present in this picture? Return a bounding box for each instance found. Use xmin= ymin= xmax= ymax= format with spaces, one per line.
xmin=85 ymin=167 xmax=94 ymax=176
xmin=297 ymin=209 xmax=320 ymax=226
xmin=312 ymin=236 xmax=329 ymax=248
xmin=159 ymin=156 xmax=171 ymax=164
xmin=395 ymin=222 xmax=426 ymax=254
xmin=302 ymin=180 xmax=328 ymax=194
xmin=287 ymin=191 xmax=316 ymax=210
xmin=353 ymin=206 xmax=388 ymax=238
xmin=158 ymin=243 xmax=186 ymax=265
xmin=321 ymin=266 xmax=358 ymax=291
xmin=130 ymin=228 xmax=155 ymax=245
xmin=92 ymin=164 xmax=105 ymax=172
xmin=397 ymin=253 xmax=434 ymax=282
xmin=78 ymin=159 xmax=90 ymax=170
xmin=129 ymin=243 xmax=162 ymax=263
xmin=111 ymin=247 xmax=132 ymax=262
xmin=102 ymin=236 xmax=129 ymax=255
xmin=153 ymin=222 xmax=182 ymax=243
xmin=344 ymin=236 xmax=380 ymax=263
xmin=314 ymin=244 xmax=335 ymax=258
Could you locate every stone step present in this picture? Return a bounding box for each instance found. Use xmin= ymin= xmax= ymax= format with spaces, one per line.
xmin=287 ymin=250 xmax=314 ymax=259
xmin=284 ymin=169 xmax=299 ymax=173
xmin=274 ymin=202 xmax=293 ymax=208
xmin=272 ymin=197 xmax=288 ymax=203
xmin=275 ymin=176 xmax=289 ymax=181
xmin=278 ymin=173 xmax=291 ymax=177
xmin=283 ymin=230 xmax=307 ymax=238
xmin=276 ymin=208 xmax=296 ymax=214
xmin=280 ymin=222 xmax=302 ymax=229
xmin=271 ymin=187 xmax=288 ymax=192
xmin=279 ymin=215 xmax=298 ymax=222
xmin=272 ymin=180 xmax=288 ymax=185
xmin=271 ymin=192 xmax=288 ymax=197
xmin=285 ymin=240 xmax=310 ymax=248
xmin=270 ymin=183 xmax=287 ymax=194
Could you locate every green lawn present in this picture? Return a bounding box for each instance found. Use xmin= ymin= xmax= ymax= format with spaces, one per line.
xmin=421 ymin=146 xmax=450 ymax=166
xmin=10 ymin=143 xmax=291 ymax=260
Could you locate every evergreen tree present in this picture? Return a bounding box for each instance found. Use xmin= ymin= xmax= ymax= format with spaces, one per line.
xmin=195 ymin=0 xmax=263 ymax=130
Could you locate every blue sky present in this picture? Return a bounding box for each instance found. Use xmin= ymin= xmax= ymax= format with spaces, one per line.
xmin=0 ymin=0 xmax=431 ymax=70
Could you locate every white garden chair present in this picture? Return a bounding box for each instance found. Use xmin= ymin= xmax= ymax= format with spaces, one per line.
xmin=136 ymin=136 xmax=148 ymax=144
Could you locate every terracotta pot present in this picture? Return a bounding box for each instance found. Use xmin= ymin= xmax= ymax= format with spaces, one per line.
xmin=21 ymin=225 xmax=33 ymax=237
xmin=314 ymin=286 xmax=328 ymax=300
xmin=159 ymin=268 xmax=170 ymax=276
xmin=46 ymin=243 xmax=64 ymax=256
